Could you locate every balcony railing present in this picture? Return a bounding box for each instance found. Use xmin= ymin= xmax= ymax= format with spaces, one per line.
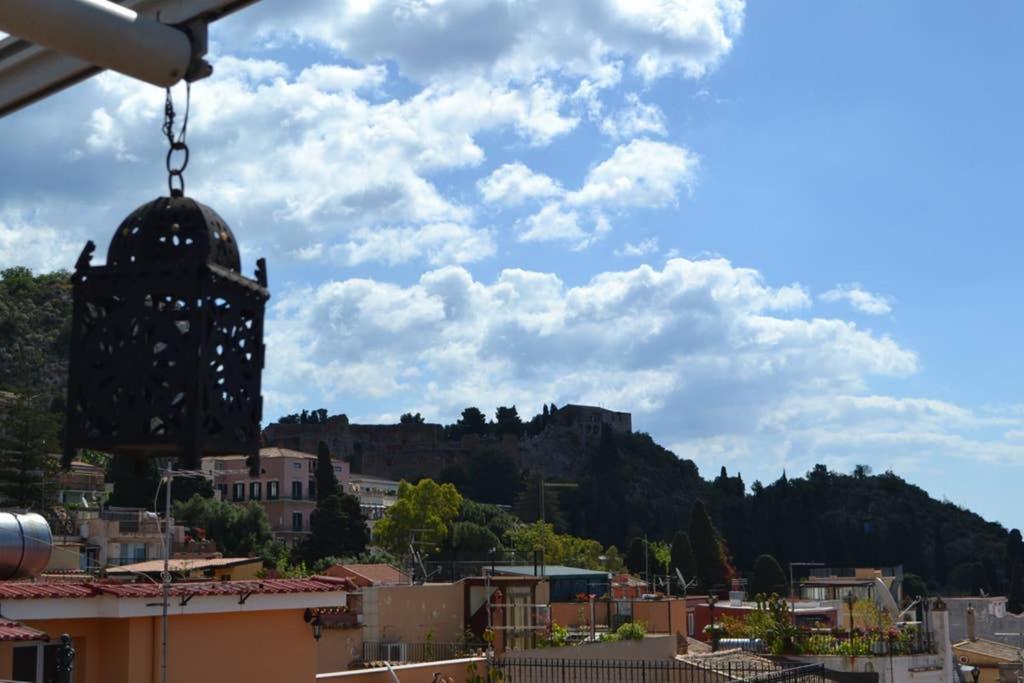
xmin=492 ymin=658 xmax=827 ymax=683
xmin=361 ymin=641 xmax=484 ymax=664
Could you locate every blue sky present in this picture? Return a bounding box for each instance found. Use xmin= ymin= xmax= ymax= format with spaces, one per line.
xmin=2 ymin=1 xmax=1023 ymax=530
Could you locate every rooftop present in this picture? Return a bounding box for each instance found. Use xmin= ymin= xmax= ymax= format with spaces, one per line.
xmin=493 ymin=565 xmax=610 ymax=578
xmin=106 ymin=557 xmax=262 ymax=574
xmin=0 ymin=576 xmax=353 ymax=600
xmin=330 ymin=563 xmax=408 ymax=585
xmin=0 ymin=618 xmax=48 ymax=642
xmin=953 ymin=639 xmax=1024 ymax=662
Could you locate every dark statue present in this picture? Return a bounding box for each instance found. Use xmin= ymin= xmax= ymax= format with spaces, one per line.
xmin=56 ymin=633 xmax=74 ymax=683
xmin=63 ymin=196 xmax=269 ymax=472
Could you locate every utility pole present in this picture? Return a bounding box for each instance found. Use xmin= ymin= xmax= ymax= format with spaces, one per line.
xmin=537 ymin=479 xmax=577 ymax=577
xmin=155 ymin=465 xmax=208 ymax=683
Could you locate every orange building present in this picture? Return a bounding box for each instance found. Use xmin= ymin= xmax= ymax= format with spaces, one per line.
xmin=0 ymin=576 xmax=352 ymax=683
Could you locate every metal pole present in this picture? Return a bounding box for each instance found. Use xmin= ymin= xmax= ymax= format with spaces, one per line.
xmin=162 ymin=469 xmax=172 ymax=683
xmin=644 ymin=535 xmax=650 ymax=590
xmin=0 ymin=0 xmax=197 ymax=87
xmin=539 ymin=480 xmax=545 ymax=577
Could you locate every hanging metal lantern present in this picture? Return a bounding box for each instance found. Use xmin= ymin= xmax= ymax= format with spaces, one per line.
xmin=63 ymin=195 xmax=269 ymax=471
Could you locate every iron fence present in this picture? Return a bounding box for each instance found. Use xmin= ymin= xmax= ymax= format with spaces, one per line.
xmin=361 ymin=641 xmax=483 ymax=663
xmin=492 ymin=658 xmax=827 ymax=683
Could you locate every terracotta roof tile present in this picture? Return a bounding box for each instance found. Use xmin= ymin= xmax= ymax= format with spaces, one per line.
xmin=0 ymin=576 xmax=353 ymax=600
xmin=0 ymin=582 xmax=96 ymax=600
xmin=0 ymin=619 xmax=47 ymax=642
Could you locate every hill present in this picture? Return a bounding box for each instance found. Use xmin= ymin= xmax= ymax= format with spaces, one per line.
xmin=2 ymin=264 xmax=1018 ymax=595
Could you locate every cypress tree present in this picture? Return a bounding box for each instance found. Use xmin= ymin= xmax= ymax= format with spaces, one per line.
xmin=670 ymin=532 xmax=698 ymax=586
xmin=688 ymin=499 xmax=729 ymax=592
xmin=303 ymin=493 xmax=368 ymax=564
xmin=315 ymin=441 xmax=338 ymax=503
xmin=749 ymin=554 xmax=787 ymax=598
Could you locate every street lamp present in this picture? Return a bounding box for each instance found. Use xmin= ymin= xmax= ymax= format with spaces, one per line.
xmin=154 ymin=466 xmax=210 ymax=683
xmin=845 ymin=591 xmax=857 ymax=641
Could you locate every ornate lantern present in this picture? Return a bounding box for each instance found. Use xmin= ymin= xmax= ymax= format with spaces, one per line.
xmin=63 ymin=195 xmax=269 ymax=471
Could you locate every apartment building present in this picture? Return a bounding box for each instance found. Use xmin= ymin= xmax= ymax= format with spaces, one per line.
xmin=203 ymin=447 xmax=350 ymax=542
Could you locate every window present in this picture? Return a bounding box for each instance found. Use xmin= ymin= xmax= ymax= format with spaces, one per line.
xmin=249 ymin=481 xmax=262 ymax=500
xmin=216 ymin=483 xmax=228 ymax=499
xmin=687 ymin=612 xmax=695 ymax=636
xmin=13 ymin=644 xmax=64 ymax=683
xmin=292 ymin=512 xmax=303 ymax=532
xmin=291 ymin=481 xmax=302 ymax=500
xmin=292 ymin=462 xmax=302 ymax=470
xmin=267 ymin=481 xmax=279 ymax=500
xmin=308 ymin=479 xmax=316 ymax=500
xmin=232 ymin=482 xmax=245 ymax=501
xmin=118 ymin=542 xmax=147 ymax=565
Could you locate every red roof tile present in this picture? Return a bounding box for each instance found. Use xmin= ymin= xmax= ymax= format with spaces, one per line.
xmin=0 ymin=583 xmax=96 ymax=600
xmin=0 ymin=576 xmax=353 ymax=600
xmin=0 ymin=619 xmax=48 ymax=642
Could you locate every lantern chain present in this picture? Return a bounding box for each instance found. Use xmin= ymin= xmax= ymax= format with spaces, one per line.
xmin=163 ymin=83 xmax=191 ymax=197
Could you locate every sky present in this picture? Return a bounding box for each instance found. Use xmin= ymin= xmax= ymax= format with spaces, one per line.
xmin=2 ymin=1 xmax=1023 ymax=529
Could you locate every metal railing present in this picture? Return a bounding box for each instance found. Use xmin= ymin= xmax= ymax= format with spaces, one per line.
xmin=361 ymin=641 xmax=484 ymax=664
xmin=491 ymin=658 xmax=827 ymax=683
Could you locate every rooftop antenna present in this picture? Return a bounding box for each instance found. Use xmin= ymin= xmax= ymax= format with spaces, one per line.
xmin=675 ymin=568 xmax=698 ymax=597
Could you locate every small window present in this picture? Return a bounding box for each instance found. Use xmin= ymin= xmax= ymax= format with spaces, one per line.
xmin=291 ymin=481 xmax=302 ymax=500
xmin=249 ymin=481 xmax=262 ymax=500
xmin=232 ymin=483 xmax=245 ymax=501
xmin=292 ymin=512 xmax=303 ymax=532
xmin=308 ymin=479 xmax=316 ymax=500
xmin=292 ymin=462 xmax=302 ymax=469
xmin=267 ymin=481 xmax=279 ymax=500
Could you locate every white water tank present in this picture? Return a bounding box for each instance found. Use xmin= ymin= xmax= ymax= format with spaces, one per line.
xmin=0 ymin=512 xmax=52 ymax=579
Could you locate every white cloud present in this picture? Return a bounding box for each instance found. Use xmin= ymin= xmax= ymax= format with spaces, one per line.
xmin=517 ymin=203 xmax=586 ymax=244
xmin=227 ymin=0 xmax=744 ymax=85
xmin=512 ymin=139 xmax=698 ymax=250
xmin=601 ymin=94 xmax=667 ymax=139
xmin=821 ymin=283 xmax=893 ymax=315
xmin=0 ymin=208 xmax=85 ymax=272
xmin=568 ymin=138 xmax=698 ymax=208
xmin=330 ymin=223 xmax=496 ymax=266
xmin=478 ymin=162 xmax=563 ymax=205
xmin=264 ymin=257 xmax=918 ymax=445
xmin=615 ymin=237 xmax=660 ymax=257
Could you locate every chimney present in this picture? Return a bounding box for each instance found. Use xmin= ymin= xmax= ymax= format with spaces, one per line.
xmin=966 ymin=602 xmax=977 ymax=642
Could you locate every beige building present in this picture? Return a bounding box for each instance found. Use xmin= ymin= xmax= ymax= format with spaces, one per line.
xmin=346 ymin=474 xmax=398 ymax=527
xmin=0 ymin=576 xmax=351 ymax=683
xmin=203 ymin=447 xmax=350 ymax=543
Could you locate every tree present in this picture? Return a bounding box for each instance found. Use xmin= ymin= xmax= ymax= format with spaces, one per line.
xmin=449 ymin=521 xmax=501 ymax=560
xmin=450 ymin=447 xmax=521 ymax=505
xmin=671 ymin=532 xmax=698 ymax=584
xmin=750 ymin=554 xmax=787 ymax=597
xmin=315 ymin=441 xmax=338 ymax=503
xmin=688 ymin=499 xmax=731 ymax=592
xmin=400 ymin=412 xmax=425 ymax=424
xmin=174 ymin=494 xmax=274 ymax=557
xmin=0 ymin=396 xmax=60 ymax=510
xmin=503 ymin=521 xmax=621 ymax=572
xmin=303 ymin=493 xmax=368 ymax=564
xmin=374 ymin=479 xmax=462 ymax=558
xmin=453 ymin=407 xmax=487 ymax=437
xmin=494 ymin=406 xmax=524 ymax=437
xmin=902 ymin=573 xmax=927 ymax=603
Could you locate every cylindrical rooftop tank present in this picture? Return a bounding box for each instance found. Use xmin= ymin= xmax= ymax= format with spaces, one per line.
xmin=0 ymin=512 xmax=53 ymax=579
